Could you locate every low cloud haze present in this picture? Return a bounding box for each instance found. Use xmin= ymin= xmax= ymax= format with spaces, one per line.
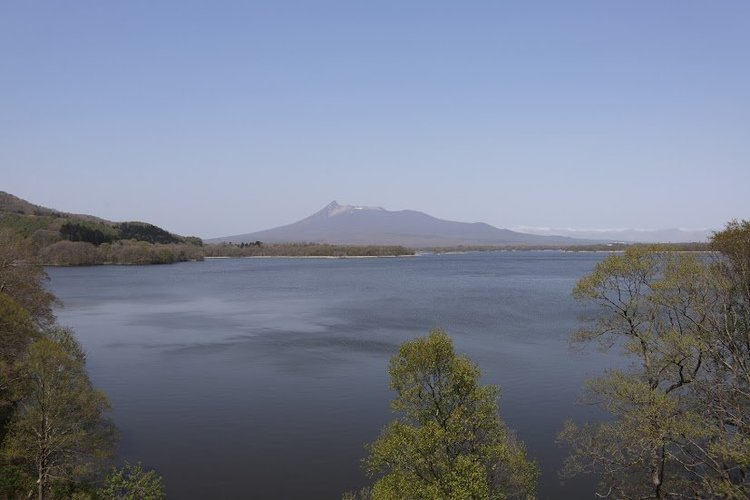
xmin=514 ymin=227 xmax=715 ymax=244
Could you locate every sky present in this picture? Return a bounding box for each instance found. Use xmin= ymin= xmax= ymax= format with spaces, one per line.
xmin=2 ymin=1 xmax=748 ymax=239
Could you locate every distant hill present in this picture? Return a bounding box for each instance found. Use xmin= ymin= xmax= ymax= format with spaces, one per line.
xmin=209 ymin=201 xmax=594 ymax=247
xmin=0 ymin=191 xmax=201 ymax=246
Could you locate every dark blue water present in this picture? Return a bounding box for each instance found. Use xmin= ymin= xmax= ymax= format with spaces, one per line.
xmin=47 ymin=252 xmax=620 ymax=499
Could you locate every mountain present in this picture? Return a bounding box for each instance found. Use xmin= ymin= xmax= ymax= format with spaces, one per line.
xmin=209 ymin=201 xmax=593 ymax=247
xmin=514 ymin=226 xmax=714 ymax=244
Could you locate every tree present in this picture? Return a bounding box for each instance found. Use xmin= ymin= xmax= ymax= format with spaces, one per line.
xmin=1 ymin=329 xmax=117 ymax=500
xmin=0 ymin=228 xmax=57 ymax=327
xmin=693 ymin=221 xmax=750 ymax=497
xmin=0 ymin=227 xmax=165 ymax=499
xmin=0 ymin=292 xmax=40 ymax=441
xmin=559 ymin=232 xmax=750 ymax=498
xmin=99 ymin=462 xmax=165 ymax=500
xmin=0 ymin=293 xmax=38 ymax=393
xmin=363 ymin=329 xmax=537 ymax=499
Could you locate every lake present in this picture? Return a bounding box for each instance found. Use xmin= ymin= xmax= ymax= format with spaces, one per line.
xmin=47 ymin=252 xmax=622 ymax=499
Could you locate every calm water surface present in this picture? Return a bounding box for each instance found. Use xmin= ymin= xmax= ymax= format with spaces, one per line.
xmin=47 ymin=252 xmax=621 ymax=499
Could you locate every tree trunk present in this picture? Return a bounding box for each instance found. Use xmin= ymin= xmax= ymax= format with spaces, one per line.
xmin=650 ymin=444 xmax=665 ymax=499
xmin=37 ymin=468 xmax=43 ymax=500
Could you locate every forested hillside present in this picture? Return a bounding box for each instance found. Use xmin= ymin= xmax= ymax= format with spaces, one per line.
xmin=0 ymin=192 xmax=204 ymax=265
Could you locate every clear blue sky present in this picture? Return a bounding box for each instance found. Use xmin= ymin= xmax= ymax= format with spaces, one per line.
xmin=2 ymin=1 xmax=748 ymax=238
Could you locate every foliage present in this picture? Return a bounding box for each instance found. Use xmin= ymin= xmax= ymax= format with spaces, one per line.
xmin=0 ymin=463 xmax=34 ymax=498
xmin=97 ymin=241 xmax=203 ymax=265
xmin=0 ymin=293 xmax=39 ymax=421
xmin=99 ymin=462 xmax=165 ymax=500
xmin=341 ymin=486 xmax=372 ymax=500
xmin=182 ymin=236 xmax=203 ymax=246
xmin=59 ymin=220 xmax=191 ymax=246
xmin=40 ymin=241 xmax=105 ymax=266
xmin=60 ymin=221 xmax=118 ymax=245
xmin=0 ymin=213 xmax=57 ymax=238
xmin=205 ymin=242 xmax=415 ymax=257
xmin=40 ymin=240 xmax=205 ymax=266
xmin=559 ymin=224 xmax=750 ymax=498
xmin=363 ymin=330 xmax=537 ymax=499
xmin=700 ymin=220 xmax=750 ymax=497
xmin=0 ymin=228 xmax=57 ymax=327
xmin=711 ymin=219 xmax=750 ymax=298
xmin=1 ymin=329 xmax=117 ymax=499
xmin=114 ymin=222 xmax=181 ymax=245
xmin=30 ymin=228 xmax=62 ymax=248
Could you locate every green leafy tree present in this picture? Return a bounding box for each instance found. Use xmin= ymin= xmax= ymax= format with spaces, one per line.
xmin=0 ymin=292 xmax=40 ymax=447
xmin=0 ymin=463 xmax=34 ymax=499
xmin=0 ymin=293 xmax=38 ymax=401
xmin=99 ymin=462 xmax=165 ymax=500
xmin=363 ymin=329 xmax=537 ymax=499
xmin=59 ymin=221 xmax=116 ymax=246
xmin=0 ymin=229 xmax=57 ymax=327
xmin=694 ymin=221 xmax=750 ymax=497
xmin=1 ymin=329 xmax=117 ymax=500
xmin=560 ymin=229 xmax=750 ymax=498
xmin=115 ymin=222 xmax=180 ymax=244
xmin=559 ymin=247 xmax=710 ymax=498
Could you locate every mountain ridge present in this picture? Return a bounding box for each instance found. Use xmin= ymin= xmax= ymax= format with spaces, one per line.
xmin=209 ymin=201 xmax=594 ymax=247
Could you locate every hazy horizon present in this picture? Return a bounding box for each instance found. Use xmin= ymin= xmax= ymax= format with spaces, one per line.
xmin=2 ymin=2 xmax=748 ymax=238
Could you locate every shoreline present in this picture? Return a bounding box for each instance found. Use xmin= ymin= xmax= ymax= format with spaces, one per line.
xmin=204 ymin=254 xmax=418 ymax=260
